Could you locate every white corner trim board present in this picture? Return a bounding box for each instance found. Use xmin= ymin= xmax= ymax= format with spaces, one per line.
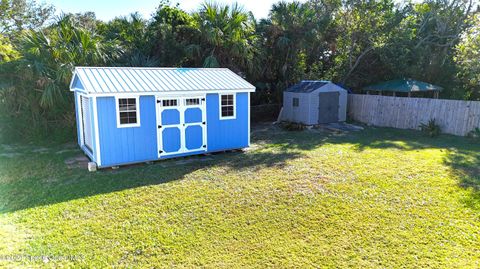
xmin=76 ymin=92 xmax=85 ymax=149
xmin=92 ymin=96 xmax=102 ymax=166
xmin=248 ymin=91 xmax=251 ymax=146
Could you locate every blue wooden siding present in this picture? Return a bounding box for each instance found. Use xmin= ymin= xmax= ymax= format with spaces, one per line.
xmin=72 ymin=76 xmax=85 ymax=91
xmin=89 ymin=92 xmax=249 ymax=167
xmin=96 ymin=96 xmax=157 ymax=167
xmin=206 ymin=93 xmax=249 ymax=151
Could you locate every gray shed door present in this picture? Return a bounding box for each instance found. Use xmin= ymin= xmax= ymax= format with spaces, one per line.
xmin=318 ymin=92 xmax=339 ymax=124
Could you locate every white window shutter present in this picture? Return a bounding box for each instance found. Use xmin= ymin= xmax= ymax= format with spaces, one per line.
xmin=81 ymin=96 xmax=93 ymax=151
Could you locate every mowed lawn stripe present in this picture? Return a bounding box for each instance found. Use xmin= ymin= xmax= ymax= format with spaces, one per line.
xmin=0 ymin=126 xmax=479 ymax=268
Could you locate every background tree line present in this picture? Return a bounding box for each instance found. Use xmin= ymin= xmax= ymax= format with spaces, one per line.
xmin=0 ymin=0 xmax=479 ymax=141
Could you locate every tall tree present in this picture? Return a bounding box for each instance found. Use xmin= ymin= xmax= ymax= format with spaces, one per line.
xmin=0 ymin=0 xmax=54 ymax=36
xmin=455 ymin=13 xmax=480 ymax=100
xmin=99 ymin=12 xmax=155 ymax=66
xmin=0 ymin=14 xmax=120 ymax=139
xmin=0 ymin=0 xmax=53 ymax=63
xmin=146 ymin=3 xmax=197 ymax=66
xmin=21 ymin=14 xmax=119 ymax=107
xmin=403 ymin=0 xmax=475 ymax=97
xmin=255 ymin=0 xmax=337 ymax=103
xmin=0 ymin=35 xmax=19 ymax=62
xmin=190 ymin=2 xmax=258 ymax=72
xmin=330 ymin=0 xmax=402 ymax=87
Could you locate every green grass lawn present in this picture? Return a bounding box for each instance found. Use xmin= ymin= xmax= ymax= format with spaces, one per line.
xmin=0 ymin=125 xmax=479 ymax=268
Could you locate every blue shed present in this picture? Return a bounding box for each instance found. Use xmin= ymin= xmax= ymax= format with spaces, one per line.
xmin=69 ymin=67 xmax=255 ymax=169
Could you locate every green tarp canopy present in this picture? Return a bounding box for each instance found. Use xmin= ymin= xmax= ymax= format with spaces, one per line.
xmin=363 ymin=79 xmax=442 ymax=93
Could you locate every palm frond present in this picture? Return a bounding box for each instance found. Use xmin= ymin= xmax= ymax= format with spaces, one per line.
xmin=203 ymin=54 xmax=219 ymax=67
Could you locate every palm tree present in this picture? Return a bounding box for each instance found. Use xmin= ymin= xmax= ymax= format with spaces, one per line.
xmin=146 ymin=4 xmax=197 ymax=67
xmin=100 ymin=12 xmax=157 ymax=66
xmin=0 ymin=14 xmax=120 ymax=139
xmin=255 ymin=1 xmax=335 ymax=103
xmin=22 ymin=14 xmax=120 ymax=108
xmin=191 ymin=2 xmax=258 ymax=73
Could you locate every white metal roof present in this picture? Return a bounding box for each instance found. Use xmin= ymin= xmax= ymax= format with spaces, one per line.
xmin=70 ymin=67 xmax=256 ymax=94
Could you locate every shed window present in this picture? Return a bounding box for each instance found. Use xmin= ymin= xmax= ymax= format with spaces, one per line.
xmin=293 ymin=98 xmax=299 ymax=107
xmin=162 ymin=99 xmax=178 ymax=107
xmin=117 ymin=98 xmax=140 ymax=127
xmin=220 ymin=94 xmax=235 ymax=119
xmin=185 ymin=98 xmax=200 ymax=106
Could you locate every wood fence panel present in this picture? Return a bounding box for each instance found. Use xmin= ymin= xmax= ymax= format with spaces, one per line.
xmin=348 ymin=94 xmax=480 ymax=136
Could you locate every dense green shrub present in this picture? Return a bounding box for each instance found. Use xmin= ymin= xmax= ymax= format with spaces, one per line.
xmin=0 ymin=0 xmax=478 ymax=142
xmin=467 ymin=127 xmax=480 ymax=140
xmin=419 ymin=119 xmax=442 ymax=137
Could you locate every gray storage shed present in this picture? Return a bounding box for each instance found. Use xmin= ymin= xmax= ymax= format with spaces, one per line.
xmin=281 ymin=81 xmax=347 ymax=125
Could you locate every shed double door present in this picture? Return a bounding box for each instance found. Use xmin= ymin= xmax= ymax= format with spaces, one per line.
xmin=318 ymin=92 xmax=339 ymax=124
xmin=156 ymin=95 xmax=207 ymax=157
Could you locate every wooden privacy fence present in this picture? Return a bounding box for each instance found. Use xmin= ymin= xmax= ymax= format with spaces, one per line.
xmin=251 ymin=103 xmax=281 ymax=122
xmin=348 ymin=94 xmax=480 ymax=136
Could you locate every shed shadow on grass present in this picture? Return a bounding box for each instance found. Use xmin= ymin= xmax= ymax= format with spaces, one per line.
xmin=0 ymin=125 xmax=318 ymax=214
xmin=1 ymin=123 xmax=479 ymax=213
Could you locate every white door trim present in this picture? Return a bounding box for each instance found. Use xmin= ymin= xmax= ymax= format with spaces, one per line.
xmin=156 ymin=95 xmax=207 ymax=158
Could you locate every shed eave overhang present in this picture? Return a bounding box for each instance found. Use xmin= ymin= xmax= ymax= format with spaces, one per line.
xmin=69 ymin=67 xmax=256 ymax=94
